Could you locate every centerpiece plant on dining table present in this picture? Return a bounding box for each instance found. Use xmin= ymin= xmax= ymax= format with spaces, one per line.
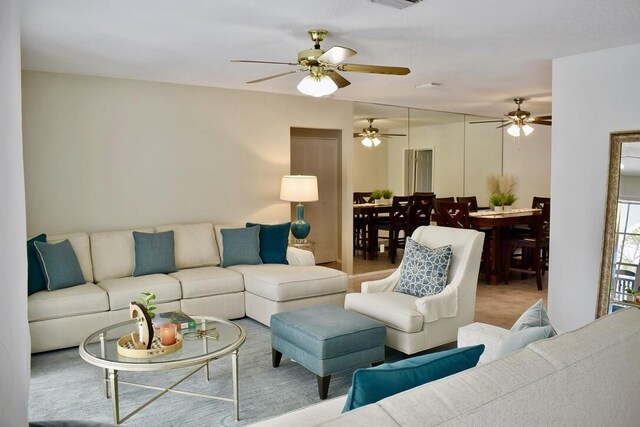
xmin=486 ymin=174 xmax=517 ymax=211
xmin=371 ymin=189 xmax=393 ymax=205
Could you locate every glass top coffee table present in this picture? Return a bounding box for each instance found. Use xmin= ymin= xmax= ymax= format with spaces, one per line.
xmin=79 ymin=316 xmax=246 ymax=424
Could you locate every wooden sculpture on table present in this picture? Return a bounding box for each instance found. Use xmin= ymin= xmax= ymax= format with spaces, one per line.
xmin=130 ymin=301 xmax=154 ymax=349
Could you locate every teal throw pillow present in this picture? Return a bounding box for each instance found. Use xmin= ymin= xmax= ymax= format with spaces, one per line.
xmin=27 ymin=233 xmax=47 ymax=295
xmin=133 ymin=231 xmax=177 ymax=277
xmin=33 ymin=239 xmax=85 ymax=291
xmin=342 ymin=344 xmax=485 ymax=412
xmin=221 ymin=225 xmax=263 ymax=268
xmin=495 ymin=325 xmax=555 ymax=359
xmin=511 ymin=299 xmax=557 ymax=336
xmin=394 ymin=238 xmax=452 ymax=298
xmin=246 ymin=222 xmax=290 ymax=264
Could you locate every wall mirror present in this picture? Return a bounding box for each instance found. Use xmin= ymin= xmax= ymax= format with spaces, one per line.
xmin=352 ymin=102 xmax=502 ymax=274
xmin=597 ymin=131 xmax=640 ymax=317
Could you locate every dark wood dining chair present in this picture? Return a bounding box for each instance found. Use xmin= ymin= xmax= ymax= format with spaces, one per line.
xmin=434 ymin=197 xmax=455 ymax=210
xmin=504 ymin=204 xmax=550 ymax=290
xmin=353 ymin=192 xmax=373 ymax=256
xmin=456 ymin=196 xmax=479 ymax=212
xmin=376 ymin=196 xmax=411 ymax=263
xmin=435 ymin=201 xmax=471 ymax=229
xmin=408 ymin=194 xmax=435 ymax=235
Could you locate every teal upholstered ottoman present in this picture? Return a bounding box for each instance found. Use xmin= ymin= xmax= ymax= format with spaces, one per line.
xmin=271 ymin=304 xmax=386 ymax=399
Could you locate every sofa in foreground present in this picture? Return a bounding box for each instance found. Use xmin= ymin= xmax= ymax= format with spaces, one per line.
xmin=251 ymin=307 xmax=640 ymax=426
xmin=28 ymin=222 xmax=347 ymax=353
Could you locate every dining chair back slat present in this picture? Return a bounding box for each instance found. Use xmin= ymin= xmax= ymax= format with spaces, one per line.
xmin=456 ymin=196 xmax=479 ymax=212
xmin=435 ymin=201 xmax=471 ymax=229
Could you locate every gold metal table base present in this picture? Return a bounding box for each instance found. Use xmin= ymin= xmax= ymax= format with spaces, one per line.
xmin=103 ymin=350 xmax=239 ymax=424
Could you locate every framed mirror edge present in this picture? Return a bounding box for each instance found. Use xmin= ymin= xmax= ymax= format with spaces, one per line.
xmin=596 ymin=130 xmax=640 ymax=318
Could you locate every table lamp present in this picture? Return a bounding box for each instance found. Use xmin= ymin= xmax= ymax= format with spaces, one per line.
xmin=280 ymin=175 xmax=319 ymax=241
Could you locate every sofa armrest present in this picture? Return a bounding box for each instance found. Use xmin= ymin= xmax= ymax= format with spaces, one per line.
xmin=286 ymin=247 xmax=316 ymax=266
xmin=457 ymin=322 xmax=509 ymax=364
xmin=248 ymin=395 xmax=347 ymax=426
xmin=361 ymin=268 xmax=401 ymax=293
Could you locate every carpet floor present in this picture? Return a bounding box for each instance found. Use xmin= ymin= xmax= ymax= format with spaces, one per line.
xmin=29 ymin=318 xmax=369 ymax=426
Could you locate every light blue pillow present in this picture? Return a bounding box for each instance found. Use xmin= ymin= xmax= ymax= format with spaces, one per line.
xmin=33 ymin=239 xmax=85 ymax=291
xmin=246 ymin=222 xmax=290 ymax=264
xmin=394 ymin=238 xmax=452 ymax=298
xmin=342 ymin=344 xmax=484 ymax=412
xmin=133 ymin=231 xmax=177 ymax=277
xmin=511 ymin=299 xmax=557 ymax=336
xmin=495 ymin=325 xmax=555 ymax=358
xmin=221 ymin=225 xmax=263 ymax=268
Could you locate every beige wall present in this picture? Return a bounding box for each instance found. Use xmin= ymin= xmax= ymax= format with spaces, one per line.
xmin=503 ymin=125 xmax=552 ymax=208
xmin=22 ymin=71 xmax=355 ymax=268
xmin=550 ymin=43 xmax=640 ymax=332
xmin=0 ymin=0 xmax=30 ymax=424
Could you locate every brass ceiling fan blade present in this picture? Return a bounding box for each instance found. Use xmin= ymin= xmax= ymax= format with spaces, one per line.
xmin=534 ymin=115 xmax=552 ymax=120
xmin=497 ymin=122 xmax=513 ymax=129
xmin=379 ymin=133 xmax=407 ymax=137
xmin=318 ymin=46 xmax=357 ymax=64
xmin=354 ymin=133 xmax=366 ymax=138
xmin=468 ymin=119 xmax=508 ymax=124
xmin=325 ymin=70 xmax=351 ymax=88
xmin=231 ymin=59 xmax=298 ymax=66
xmin=247 ymin=70 xmax=299 ymax=84
xmin=532 ymin=121 xmax=552 ymax=126
xmin=338 ymin=63 xmax=411 ymax=75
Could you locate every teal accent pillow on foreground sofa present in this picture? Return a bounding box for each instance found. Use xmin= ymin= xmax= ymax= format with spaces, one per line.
xmin=343 ymin=344 xmax=485 ymax=412
xmin=133 ymin=231 xmax=177 ymax=276
xmin=27 ymin=233 xmax=47 ymax=295
xmin=33 ymin=239 xmax=85 ymax=291
xmin=246 ymin=222 xmax=291 ymax=264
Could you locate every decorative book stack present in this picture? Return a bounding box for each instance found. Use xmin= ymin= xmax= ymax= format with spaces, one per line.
xmin=152 ymin=310 xmax=197 ymax=330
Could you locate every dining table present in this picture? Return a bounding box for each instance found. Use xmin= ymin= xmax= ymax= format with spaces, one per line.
xmin=469 ymin=208 xmax=542 ymax=285
xmin=353 ymin=202 xmax=393 ymax=260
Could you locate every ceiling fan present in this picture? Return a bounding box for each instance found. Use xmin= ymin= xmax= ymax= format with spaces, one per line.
xmin=231 ymin=29 xmax=410 ymax=97
xmin=469 ymin=98 xmax=552 ymax=137
xmin=354 ymin=118 xmax=406 ymax=147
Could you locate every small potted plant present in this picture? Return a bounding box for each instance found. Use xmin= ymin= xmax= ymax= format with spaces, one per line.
xmin=372 ymin=189 xmax=393 ymax=205
xmin=381 ymin=189 xmax=393 ymax=204
xmin=503 ymin=193 xmax=517 ymax=211
xmin=624 ymin=287 xmax=638 ymax=303
xmin=489 ymin=193 xmax=505 ymax=211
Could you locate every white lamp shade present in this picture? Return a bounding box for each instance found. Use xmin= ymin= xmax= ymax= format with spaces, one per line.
xmin=372 ymin=137 xmax=381 ymax=146
xmin=507 ymin=124 xmax=521 ymax=137
xmin=297 ymin=74 xmax=338 ymax=97
xmin=522 ymin=124 xmax=534 ymax=136
xmin=361 ymin=137 xmax=373 ymax=147
xmin=280 ymin=175 xmax=319 ymax=202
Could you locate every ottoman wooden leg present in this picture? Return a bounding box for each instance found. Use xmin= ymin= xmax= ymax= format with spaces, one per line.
xmin=272 ymin=349 xmax=282 ymax=368
xmin=317 ymin=375 xmax=331 ymax=400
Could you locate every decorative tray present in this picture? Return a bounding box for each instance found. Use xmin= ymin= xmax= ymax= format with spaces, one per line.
xmin=116 ymin=332 xmax=182 ymax=359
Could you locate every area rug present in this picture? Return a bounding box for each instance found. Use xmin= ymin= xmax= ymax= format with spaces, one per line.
xmin=29 ymin=318 xmax=376 ymax=426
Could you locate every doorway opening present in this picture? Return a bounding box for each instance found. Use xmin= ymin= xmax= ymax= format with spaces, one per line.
xmin=405 ymin=148 xmax=434 ymax=195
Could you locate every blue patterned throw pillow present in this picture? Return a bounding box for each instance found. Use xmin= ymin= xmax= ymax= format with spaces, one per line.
xmin=395 ymin=238 xmax=452 ymax=298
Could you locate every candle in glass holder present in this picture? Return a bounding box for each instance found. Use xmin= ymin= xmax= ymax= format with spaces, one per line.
xmin=160 ymin=323 xmax=177 ymax=346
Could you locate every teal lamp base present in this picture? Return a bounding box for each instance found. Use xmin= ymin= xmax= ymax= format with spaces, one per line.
xmin=291 ymin=203 xmax=311 ymax=241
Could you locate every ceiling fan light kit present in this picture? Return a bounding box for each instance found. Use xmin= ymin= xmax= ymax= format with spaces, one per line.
xmin=469 ymin=97 xmax=551 ymax=138
xmin=355 ymin=118 xmax=405 ymax=147
xmin=232 ymin=29 xmax=410 ymax=98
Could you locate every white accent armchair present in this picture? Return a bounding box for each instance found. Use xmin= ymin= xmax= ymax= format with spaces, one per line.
xmin=345 ymin=226 xmax=484 ymax=354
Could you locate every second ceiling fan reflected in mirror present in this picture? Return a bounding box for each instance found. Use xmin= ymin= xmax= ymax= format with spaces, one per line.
xmin=469 ymin=98 xmax=552 ymax=137
xmin=354 ymin=118 xmax=407 ymax=147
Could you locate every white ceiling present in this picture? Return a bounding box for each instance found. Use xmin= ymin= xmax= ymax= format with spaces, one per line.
xmin=20 ymin=0 xmax=640 ymax=117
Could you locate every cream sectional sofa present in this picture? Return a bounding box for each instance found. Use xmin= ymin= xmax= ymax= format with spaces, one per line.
xmin=252 ymin=307 xmax=640 ymax=426
xmin=28 ymin=223 xmax=347 ymax=353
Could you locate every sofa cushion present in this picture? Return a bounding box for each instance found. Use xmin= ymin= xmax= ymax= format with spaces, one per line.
xmin=344 ymin=291 xmax=423 ymax=333
xmin=132 ymin=231 xmax=177 ymax=276
xmin=28 ymin=283 xmax=109 ymax=322
xmin=220 ymin=225 xmax=263 ymax=268
xmin=48 ymin=232 xmax=94 ymax=283
xmin=155 ymin=223 xmax=221 ymax=268
xmin=246 ymin=222 xmax=290 ymax=264
xmin=34 ymin=240 xmax=86 ymax=291
xmin=395 ymin=238 xmax=452 ymax=298
xmin=343 ymin=345 xmax=485 ymax=412
xmin=231 ymin=265 xmax=347 ymax=302
xmin=511 ymin=299 xmax=556 ymax=336
xmin=27 ymin=233 xmax=47 ymax=295
xmin=495 ymin=325 xmax=555 ymax=359
xmin=91 ymin=228 xmax=154 ymax=282
xmin=96 ymin=274 xmax=181 ymax=310
xmin=169 ymin=266 xmax=244 ymax=299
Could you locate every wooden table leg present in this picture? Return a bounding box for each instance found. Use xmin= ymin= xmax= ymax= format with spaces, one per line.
xmin=489 ymin=226 xmax=502 ymax=285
